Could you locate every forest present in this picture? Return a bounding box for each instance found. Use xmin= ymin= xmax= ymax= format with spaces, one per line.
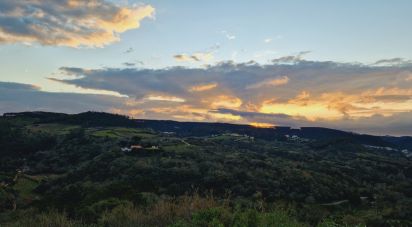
xmin=1 ymin=112 xmax=411 ymax=226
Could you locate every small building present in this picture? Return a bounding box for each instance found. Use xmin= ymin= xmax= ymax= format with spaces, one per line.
xmin=131 ymin=145 xmax=143 ymax=150
xmin=291 ymin=135 xmax=300 ymax=140
xmin=121 ymin=147 xmax=132 ymax=152
xmin=162 ymin=132 xmax=175 ymax=135
xmin=3 ymin=113 xmax=16 ymax=117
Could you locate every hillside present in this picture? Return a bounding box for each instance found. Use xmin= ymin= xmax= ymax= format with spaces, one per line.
xmin=1 ymin=111 xmax=412 ymax=226
xmin=6 ymin=111 xmax=412 ymax=150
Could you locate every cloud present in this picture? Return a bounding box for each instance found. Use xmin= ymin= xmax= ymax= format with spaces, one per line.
xmin=124 ymin=47 xmax=134 ymax=54
xmin=272 ymin=51 xmax=311 ymax=64
xmin=0 ymin=1 xmax=155 ymax=47
xmin=174 ymin=52 xmax=214 ymax=62
xmin=124 ymin=60 xmax=145 ymax=66
xmin=174 ymin=44 xmax=220 ymax=63
xmin=0 ymin=81 xmax=40 ymax=91
xmin=0 ymin=81 xmax=124 ymax=114
xmin=192 ymin=52 xmax=214 ymax=62
xmin=189 ymin=82 xmax=218 ymax=92
xmin=145 ymin=95 xmax=185 ymax=103
xmin=373 ymin=58 xmax=412 ymax=66
xmin=264 ymin=38 xmax=272 ymax=43
xmin=221 ymin=30 xmax=236 ymax=40
xmin=14 ymin=56 xmax=412 ymax=135
xmin=174 ymin=54 xmax=193 ymax=62
xmin=246 ymin=76 xmax=289 ymax=89
xmin=123 ymin=62 xmax=136 ymax=67
xmin=47 ymin=77 xmax=128 ymax=97
xmin=212 ymin=108 xmax=305 ymax=127
xmin=213 ymin=108 xmax=412 ymax=136
xmin=208 ymin=95 xmax=242 ymax=109
xmin=123 ymin=60 xmax=147 ymax=67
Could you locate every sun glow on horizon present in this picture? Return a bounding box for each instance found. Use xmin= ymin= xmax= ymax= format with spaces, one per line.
xmin=249 ymin=122 xmax=275 ymax=128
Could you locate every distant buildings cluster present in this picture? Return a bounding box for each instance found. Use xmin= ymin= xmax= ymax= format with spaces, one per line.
xmin=285 ymin=135 xmax=309 ymax=143
xmin=363 ymin=144 xmax=411 ymax=158
xmin=121 ymin=144 xmax=159 ymax=153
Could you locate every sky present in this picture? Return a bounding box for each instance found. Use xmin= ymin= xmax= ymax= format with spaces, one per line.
xmin=1 ymin=0 xmax=412 ymax=136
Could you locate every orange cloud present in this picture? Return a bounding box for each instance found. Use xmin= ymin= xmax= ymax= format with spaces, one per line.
xmin=145 ymin=95 xmax=186 ymax=103
xmin=209 ymin=95 xmax=243 ymax=109
xmin=110 ymin=108 xmax=144 ymax=117
xmin=50 ymin=60 xmax=412 ymax=135
xmin=147 ymin=105 xmax=242 ymax=122
xmin=246 ymin=76 xmax=289 ymax=89
xmin=260 ymin=101 xmax=343 ymax=121
xmin=208 ymin=112 xmax=242 ymax=121
xmin=189 ymin=83 xmax=218 ymax=92
xmin=260 ymin=87 xmax=412 ymax=121
xmin=0 ymin=1 xmax=155 ymax=47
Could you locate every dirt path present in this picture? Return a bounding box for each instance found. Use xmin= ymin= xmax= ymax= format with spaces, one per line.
xmin=179 ymin=139 xmax=191 ymax=146
xmin=320 ymin=200 xmax=348 ymax=206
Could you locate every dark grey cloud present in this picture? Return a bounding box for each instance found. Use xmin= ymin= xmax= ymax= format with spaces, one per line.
xmin=53 ymin=60 xmax=412 ymax=104
xmin=0 ymin=81 xmax=124 ymax=114
xmin=214 ymin=108 xmax=292 ymax=120
xmin=271 ymin=51 xmax=311 ymax=64
xmin=45 ymin=59 xmax=412 ymax=135
xmin=0 ymin=81 xmax=40 ymax=91
xmin=123 ymin=62 xmax=137 ymax=67
xmin=373 ymin=58 xmax=412 ymax=66
xmin=4 ymin=56 xmax=412 ymax=135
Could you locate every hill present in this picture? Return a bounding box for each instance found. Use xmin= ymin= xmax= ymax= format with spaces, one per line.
xmin=5 ymin=111 xmax=412 ymax=149
xmin=0 ymin=111 xmax=411 ymax=226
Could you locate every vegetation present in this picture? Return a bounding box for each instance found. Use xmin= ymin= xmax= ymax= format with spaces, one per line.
xmin=3 ymin=194 xmax=307 ymax=227
xmin=1 ymin=112 xmax=411 ymax=226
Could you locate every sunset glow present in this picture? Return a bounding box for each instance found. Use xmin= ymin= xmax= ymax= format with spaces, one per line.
xmin=249 ymin=122 xmax=275 ymax=128
xmin=1 ymin=0 xmax=412 ymax=135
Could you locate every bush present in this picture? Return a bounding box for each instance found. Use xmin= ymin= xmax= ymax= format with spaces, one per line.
xmin=5 ymin=211 xmax=87 ymax=227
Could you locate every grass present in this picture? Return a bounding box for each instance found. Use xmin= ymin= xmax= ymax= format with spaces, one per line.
xmin=1 ymin=194 xmax=373 ymax=227
xmin=26 ymin=124 xmax=80 ymax=135
xmin=88 ymin=127 xmax=156 ymax=139
xmin=2 ymin=194 xmax=319 ymax=227
xmin=24 ymin=174 xmax=63 ymax=182
xmin=26 ymin=124 xmax=158 ymax=140
xmin=4 ymin=211 xmax=88 ymax=227
xmin=12 ymin=175 xmax=40 ymax=208
xmin=1 ymin=174 xmax=60 ymax=211
xmin=162 ymin=144 xmax=196 ymax=153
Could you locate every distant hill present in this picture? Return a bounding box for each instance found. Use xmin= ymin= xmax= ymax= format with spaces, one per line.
xmin=3 ymin=111 xmax=412 ymax=150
